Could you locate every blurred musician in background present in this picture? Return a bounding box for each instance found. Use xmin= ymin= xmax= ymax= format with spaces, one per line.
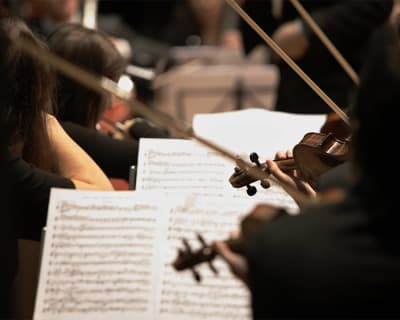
xmin=216 ymin=23 xmax=400 ymax=318
xmin=18 ymin=0 xmax=171 ymax=68
xmin=240 ymin=0 xmax=393 ymax=114
xmin=162 ymin=0 xmax=242 ymax=49
xmin=47 ymin=23 xmax=169 ymax=182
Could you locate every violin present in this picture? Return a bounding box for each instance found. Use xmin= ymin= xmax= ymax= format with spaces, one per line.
xmin=230 ymin=132 xmax=350 ymax=195
xmin=172 ymin=234 xmax=243 ymax=282
xmin=173 ymin=183 xmax=347 ymax=282
xmin=172 ymin=206 xmax=287 ymax=282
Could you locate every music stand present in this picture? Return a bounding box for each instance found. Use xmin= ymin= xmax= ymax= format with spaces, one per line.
xmin=156 ymin=64 xmax=279 ymax=124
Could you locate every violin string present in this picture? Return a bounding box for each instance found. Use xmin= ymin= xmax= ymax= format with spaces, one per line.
xmin=11 ymin=31 xmax=316 ymax=207
xmin=289 ymin=0 xmax=360 ymax=85
xmin=225 ymin=0 xmax=350 ymax=126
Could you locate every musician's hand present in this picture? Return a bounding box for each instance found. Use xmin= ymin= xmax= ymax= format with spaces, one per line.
xmin=214 ymin=239 xmax=249 ymax=286
xmin=271 ymin=20 xmax=309 ymax=61
xmin=267 ymin=150 xmax=316 ymax=199
xmin=215 ymin=204 xmax=283 ymax=285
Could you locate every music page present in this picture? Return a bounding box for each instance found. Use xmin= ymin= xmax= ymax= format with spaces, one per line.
xmin=34 ymin=189 xmax=255 ymax=320
xmin=155 ymin=195 xmax=254 ymax=320
xmin=136 ymin=138 xmax=298 ymax=213
xmin=34 ymin=189 xmax=170 ymax=320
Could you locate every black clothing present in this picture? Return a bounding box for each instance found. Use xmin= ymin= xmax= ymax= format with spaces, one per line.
xmin=0 ymin=155 xmax=74 ymax=316
xmin=241 ymin=0 xmax=393 ymax=114
xmin=28 ymin=12 xmax=171 ymax=69
xmin=0 ymin=156 xmax=17 ymax=317
xmin=315 ymin=161 xmax=352 ymax=192
xmin=246 ymin=181 xmax=400 ymax=318
xmin=7 ymin=155 xmax=74 ymax=241
xmin=161 ymin=2 xmax=238 ymax=47
xmin=61 ymin=120 xmax=169 ymax=181
xmin=98 ymin=1 xmax=177 ymax=47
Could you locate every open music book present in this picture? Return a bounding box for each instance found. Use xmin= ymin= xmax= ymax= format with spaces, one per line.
xmin=34 ymin=189 xmax=255 ymax=320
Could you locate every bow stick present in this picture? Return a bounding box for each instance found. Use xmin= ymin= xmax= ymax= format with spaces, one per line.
xmin=225 ymin=0 xmax=350 ymax=126
xmin=289 ymin=0 xmax=359 ymax=85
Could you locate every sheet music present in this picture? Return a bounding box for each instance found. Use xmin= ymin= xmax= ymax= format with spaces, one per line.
xmin=193 ymin=108 xmax=326 ymax=159
xmin=136 ymin=138 xmax=299 ymax=213
xmin=156 ymin=195 xmax=254 ymax=320
xmin=34 ymin=189 xmax=170 ymax=320
xmin=34 ymin=189 xmax=254 ymax=320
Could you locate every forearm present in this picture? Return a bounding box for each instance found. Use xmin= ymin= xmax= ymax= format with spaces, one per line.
xmin=47 ymin=115 xmax=113 ymax=190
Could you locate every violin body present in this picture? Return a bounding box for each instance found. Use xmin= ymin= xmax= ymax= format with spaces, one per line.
xmin=293 ymin=132 xmax=349 ymax=187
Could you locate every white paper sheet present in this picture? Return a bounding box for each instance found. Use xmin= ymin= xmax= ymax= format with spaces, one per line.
xmin=193 ymin=108 xmax=326 ymax=159
xmin=34 ymin=189 xmax=253 ymax=320
xmin=136 ymin=138 xmax=298 ymax=213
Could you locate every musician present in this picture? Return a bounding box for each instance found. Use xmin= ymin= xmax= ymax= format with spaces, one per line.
xmin=216 ymin=24 xmax=400 ymax=317
xmin=162 ymin=0 xmax=242 ymax=49
xmin=47 ymin=24 xmax=169 ymax=181
xmin=240 ymin=0 xmax=393 ymax=114
xmin=0 ymin=15 xmax=115 ymax=316
xmin=3 ymin=18 xmax=112 ymax=189
xmin=21 ymin=0 xmax=172 ymax=67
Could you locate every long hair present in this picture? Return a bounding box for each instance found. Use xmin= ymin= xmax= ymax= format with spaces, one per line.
xmin=1 ymin=17 xmax=54 ymax=171
xmin=47 ymin=23 xmax=125 ymax=128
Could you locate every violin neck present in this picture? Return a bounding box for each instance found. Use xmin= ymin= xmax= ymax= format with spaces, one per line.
xmin=275 ymin=157 xmax=296 ymax=171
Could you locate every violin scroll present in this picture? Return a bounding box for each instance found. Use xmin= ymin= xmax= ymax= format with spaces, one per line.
xmin=172 ymin=206 xmax=287 ymax=281
xmin=173 ymin=234 xmax=220 ymax=282
xmin=229 ymin=152 xmax=296 ymax=195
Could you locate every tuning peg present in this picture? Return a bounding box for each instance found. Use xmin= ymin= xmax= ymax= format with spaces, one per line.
xmin=208 ymin=261 xmax=218 ymax=275
xmin=191 ymin=267 xmax=201 ymax=282
xmin=246 ymin=184 xmax=257 ymax=196
xmin=182 ymin=238 xmax=192 ymax=253
xmin=260 ymin=179 xmax=271 ymax=189
xmin=250 ymin=152 xmax=261 ymax=166
xmin=197 ymin=233 xmax=207 ymax=247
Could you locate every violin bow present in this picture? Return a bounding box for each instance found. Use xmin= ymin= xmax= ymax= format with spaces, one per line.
xmin=289 ymin=0 xmax=360 ymax=85
xmin=10 ymin=29 xmax=315 ymax=208
xmin=225 ymin=0 xmax=350 ymax=126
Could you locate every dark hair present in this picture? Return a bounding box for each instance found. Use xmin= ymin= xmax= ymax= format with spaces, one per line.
xmin=1 ymin=17 xmax=54 ymax=170
xmin=351 ymin=24 xmax=400 ymax=185
xmin=47 ymin=23 xmax=125 ymax=128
